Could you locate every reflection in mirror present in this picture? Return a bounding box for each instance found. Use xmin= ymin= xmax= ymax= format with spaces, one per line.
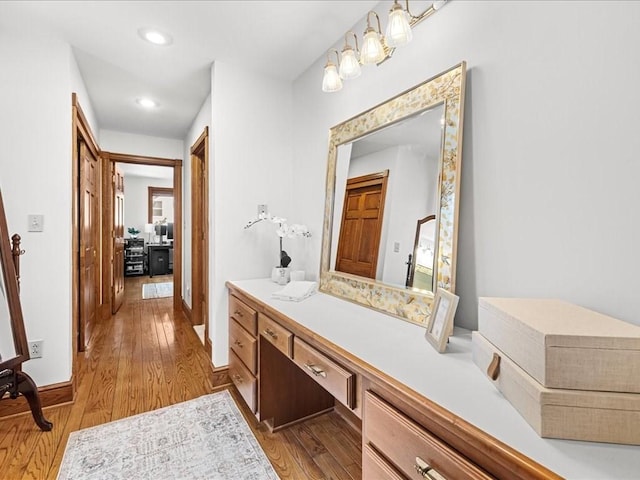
xmin=320 ymin=62 xmax=466 ymax=326
xmin=408 ymin=215 xmax=437 ymax=292
xmin=330 ymin=104 xmax=444 ymax=289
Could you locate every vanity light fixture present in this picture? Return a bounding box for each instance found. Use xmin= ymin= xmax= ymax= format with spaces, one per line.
xmin=339 ymin=32 xmax=361 ymax=80
xmin=321 ymin=49 xmax=343 ymax=93
xmin=321 ymin=0 xmax=448 ymax=92
xmin=361 ymin=12 xmax=386 ymax=65
xmin=138 ymin=27 xmax=173 ymax=46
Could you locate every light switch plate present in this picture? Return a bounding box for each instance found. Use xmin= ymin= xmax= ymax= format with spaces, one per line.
xmin=28 ymin=214 xmax=44 ymax=232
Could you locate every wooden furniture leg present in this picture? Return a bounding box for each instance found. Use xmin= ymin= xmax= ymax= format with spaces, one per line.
xmin=14 ymin=371 xmax=53 ymax=431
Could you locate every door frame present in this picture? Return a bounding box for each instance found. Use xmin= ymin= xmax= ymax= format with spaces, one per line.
xmin=102 ymin=152 xmax=183 ymax=314
xmin=190 ymin=127 xmax=210 ymax=358
xmin=72 ymin=94 xmax=101 ymax=360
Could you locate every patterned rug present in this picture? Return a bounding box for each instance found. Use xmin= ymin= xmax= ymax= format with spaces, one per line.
xmin=57 ymin=390 xmax=279 ymax=480
xmin=141 ymin=282 xmax=173 ymax=299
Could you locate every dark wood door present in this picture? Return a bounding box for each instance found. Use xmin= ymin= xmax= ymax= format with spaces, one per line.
xmin=112 ymin=165 xmax=125 ymax=313
xmin=79 ymin=140 xmax=99 ymax=351
xmin=335 ymin=171 xmax=389 ymax=279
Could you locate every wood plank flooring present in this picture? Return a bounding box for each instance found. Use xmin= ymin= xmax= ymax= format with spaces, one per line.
xmin=0 ymin=274 xmax=362 ymax=479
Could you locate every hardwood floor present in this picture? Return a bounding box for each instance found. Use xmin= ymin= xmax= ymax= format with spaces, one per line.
xmin=0 ymin=274 xmax=361 ymax=479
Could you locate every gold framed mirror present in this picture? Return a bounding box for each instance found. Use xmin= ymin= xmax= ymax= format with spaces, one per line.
xmin=319 ymin=62 xmax=466 ymax=326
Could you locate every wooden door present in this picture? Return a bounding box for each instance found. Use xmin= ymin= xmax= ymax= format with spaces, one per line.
xmin=79 ymin=140 xmax=99 ymax=351
xmin=335 ymin=171 xmax=389 ymax=279
xmin=112 ymin=165 xmax=125 ymax=313
xmin=191 ymin=128 xmax=208 ymax=334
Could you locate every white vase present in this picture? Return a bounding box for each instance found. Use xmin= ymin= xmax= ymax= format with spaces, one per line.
xmin=271 ymin=267 xmax=290 ymax=285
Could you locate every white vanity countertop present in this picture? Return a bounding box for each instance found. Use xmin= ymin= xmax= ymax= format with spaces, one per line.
xmin=228 ymin=279 xmax=640 ymax=479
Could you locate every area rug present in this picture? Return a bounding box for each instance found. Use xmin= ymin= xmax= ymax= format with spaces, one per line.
xmin=141 ymin=281 xmax=173 ymax=299
xmin=57 ymin=390 xmax=279 ymax=480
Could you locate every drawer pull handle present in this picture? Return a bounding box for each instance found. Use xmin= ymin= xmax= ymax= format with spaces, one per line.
xmin=415 ymin=457 xmax=445 ymax=480
xmin=234 ymin=339 xmax=243 ymax=348
xmin=232 ymin=374 xmax=243 ymax=384
xmin=304 ymin=363 xmax=327 ymax=378
xmin=234 ymin=309 xmax=244 ymax=317
xmin=263 ymin=328 xmax=278 ymax=340
xmin=487 ymin=352 xmax=501 ymax=380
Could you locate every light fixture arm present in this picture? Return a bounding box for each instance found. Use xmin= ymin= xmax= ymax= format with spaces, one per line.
xmin=404 ymin=0 xmax=443 ymax=28
xmin=366 ymin=11 xmax=383 ymax=34
xmin=344 ymin=31 xmax=359 ymax=54
xmin=327 ymin=48 xmax=340 ymax=66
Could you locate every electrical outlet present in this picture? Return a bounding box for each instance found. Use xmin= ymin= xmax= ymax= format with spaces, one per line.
xmin=257 ymin=204 xmax=268 ymax=216
xmin=28 ymin=340 xmax=43 ymax=358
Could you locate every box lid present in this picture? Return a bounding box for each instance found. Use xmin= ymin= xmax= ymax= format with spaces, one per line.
xmin=479 ymin=298 xmax=640 ymax=351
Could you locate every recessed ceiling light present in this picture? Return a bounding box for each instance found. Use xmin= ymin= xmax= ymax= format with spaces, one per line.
xmin=138 ymin=27 xmax=173 ymax=46
xmin=136 ymin=97 xmax=158 ymax=109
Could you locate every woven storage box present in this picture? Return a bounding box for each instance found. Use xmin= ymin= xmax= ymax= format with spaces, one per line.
xmin=472 ymin=331 xmax=640 ymax=445
xmin=478 ymin=298 xmax=640 ymax=393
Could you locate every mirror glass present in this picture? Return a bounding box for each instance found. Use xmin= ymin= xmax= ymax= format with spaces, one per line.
xmin=0 ymin=188 xmax=29 ymax=371
xmin=330 ymin=104 xmax=444 ymax=292
xmin=319 ymin=62 xmax=466 ymax=326
xmin=408 ymin=215 xmax=437 ymax=291
xmin=0 ymin=265 xmax=16 ymax=363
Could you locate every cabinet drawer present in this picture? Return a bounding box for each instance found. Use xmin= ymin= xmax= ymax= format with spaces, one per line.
xmin=229 ymin=295 xmax=257 ymax=335
xmin=229 ymin=318 xmax=257 ymax=374
xmin=363 ymin=444 xmax=405 ymax=480
xmin=258 ymin=313 xmax=292 ymax=358
xmin=293 ymin=337 xmax=355 ymax=409
xmin=364 ymin=391 xmax=493 ymax=480
xmin=229 ymin=350 xmax=257 ymax=414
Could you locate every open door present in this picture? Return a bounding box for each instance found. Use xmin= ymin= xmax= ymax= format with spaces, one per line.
xmin=79 ymin=139 xmax=100 ymax=351
xmin=112 ymin=164 xmax=125 ymax=313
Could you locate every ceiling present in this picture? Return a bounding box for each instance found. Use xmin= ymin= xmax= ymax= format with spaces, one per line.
xmin=0 ymin=0 xmax=380 ymax=140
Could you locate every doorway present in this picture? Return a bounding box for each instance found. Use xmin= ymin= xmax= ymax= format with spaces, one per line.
xmin=190 ymin=127 xmax=210 ymax=357
xmin=103 ymin=152 xmax=182 ymax=316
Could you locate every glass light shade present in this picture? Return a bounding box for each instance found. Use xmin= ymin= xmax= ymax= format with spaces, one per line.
xmin=361 ymin=28 xmax=385 ymax=65
xmin=339 ymin=47 xmax=361 ymax=80
xmin=322 ymin=63 xmax=343 ymax=92
xmin=386 ymin=6 xmax=413 ymax=47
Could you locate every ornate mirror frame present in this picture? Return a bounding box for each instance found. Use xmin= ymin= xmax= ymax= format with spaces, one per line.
xmin=319 ymin=62 xmax=467 ymax=326
xmin=0 ymin=189 xmax=29 ymax=371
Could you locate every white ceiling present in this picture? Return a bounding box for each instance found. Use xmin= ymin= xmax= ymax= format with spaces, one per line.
xmin=0 ymin=0 xmax=380 ymax=139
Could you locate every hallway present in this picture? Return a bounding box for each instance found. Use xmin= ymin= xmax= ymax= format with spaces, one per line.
xmin=0 ymin=276 xmax=362 ymax=479
xmin=0 ymin=275 xmax=217 ymax=479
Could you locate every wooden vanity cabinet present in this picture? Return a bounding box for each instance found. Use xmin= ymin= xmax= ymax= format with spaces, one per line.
xmin=226 ymin=284 xmax=559 ymax=480
xmin=228 ymin=295 xmax=258 ymax=413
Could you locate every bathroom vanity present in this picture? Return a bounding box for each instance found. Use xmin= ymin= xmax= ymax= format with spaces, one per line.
xmin=227 ymin=279 xmax=640 ymax=479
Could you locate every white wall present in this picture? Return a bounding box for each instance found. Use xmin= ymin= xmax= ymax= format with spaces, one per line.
xmin=210 ymin=61 xmax=293 ymax=366
xmin=0 ymin=31 xmax=77 ymax=385
xmin=100 ymin=130 xmax=184 ymax=159
xmin=123 ymin=174 xmax=172 ymax=238
xmin=182 ymin=94 xmax=212 ymax=308
xmin=293 ymin=1 xmax=640 ymax=329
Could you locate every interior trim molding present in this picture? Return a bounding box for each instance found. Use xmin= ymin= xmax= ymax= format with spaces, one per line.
xmin=181 ymin=298 xmax=192 ymax=322
xmin=0 ymin=379 xmax=74 ymax=419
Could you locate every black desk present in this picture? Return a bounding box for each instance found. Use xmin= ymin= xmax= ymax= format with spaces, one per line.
xmin=147 ymin=243 xmax=173 ymax=277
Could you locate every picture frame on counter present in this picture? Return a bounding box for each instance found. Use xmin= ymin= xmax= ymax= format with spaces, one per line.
xmin=425 ymin=289 xmax=459 ymax=353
